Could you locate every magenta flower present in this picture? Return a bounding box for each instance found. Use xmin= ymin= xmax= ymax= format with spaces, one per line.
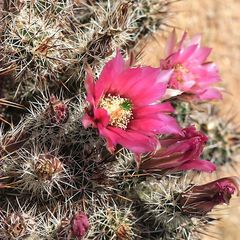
xmin=179 ymin=177 xmax=239 ymax=216
xmin=71 ymin=212 xmax=90 ymax=239
xmin=82 ymin=52 xmax=180 ymax=154
xmin=160 ymin=30 xmax=222 ymax=100
xmin=140 ymin=126 xmax=216 ymax=172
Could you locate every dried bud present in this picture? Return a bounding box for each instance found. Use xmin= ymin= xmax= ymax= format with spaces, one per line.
xmin=179 ymin=177 xmax=239 ymax=216
xmin=116 ymin=224 xmax=131 ymax=240
xmin=4 ymin=212 xmax=35 ymax=238
xmin=45 ymin=95 xmax=69 ymax=125
xmin=71 ymin=212 xmax=89 ymax=239
xmin=35 ymin=154 xmax=63 ymax=181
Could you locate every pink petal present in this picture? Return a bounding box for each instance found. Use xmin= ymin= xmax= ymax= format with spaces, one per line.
xmin=216 ymin=177 xmax=240 ymax=195
xmin=122 ymin=70 xmax=172 ymax=106
xmin=165 ymin=29 xmax=177 ymax=57
xmin=190 ymin=47 xmax=212 ymax=64
xmin=181 ymin=75 xmax=196 ymax=90
xmin=133 ymin=102 xmax=174 ymax=118
xmin=178 ymin=44 xmax=198 ymax=62
xmin=129 ymin=114 xmax=181 ymax=135
xmin=197 ymin=87 xmax=222 ymax=100
xmin=177 ymin=159 xmax=216 ymax=172
xmin=111 ymin=68 xmax=171 ymax=102
xmin=108 ymin=127 xmax=159 ymax=153
xmin=129 ymin=118 xmax=169 ymax=134
xmin=108 ymin=67 xmax=159 ymax=93
xmin=94 ymin=108 xmax=110 ymax=127
xmin=82 ymin=113 xmax=95 ymax=128
xmin=154 ymin=114 xmax=182 ymax=135
xmin=95 ymin=51 xmax=125 ymax=104
xmin=190 ymin=63 xmax=221 ymax=85
xmin=84 ymin=66 xmax=95 ymax=106
xmin=98 ymin=127 xmax=118 ymax=153
xmin=129 ymin=82 xmax=167 ymax=106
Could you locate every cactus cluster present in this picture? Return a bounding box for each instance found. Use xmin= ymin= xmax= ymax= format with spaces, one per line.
xmin=0 ymin=0 xmax=239 ymax=240
xmin=0 ymin=0 xmax=174 ymax=102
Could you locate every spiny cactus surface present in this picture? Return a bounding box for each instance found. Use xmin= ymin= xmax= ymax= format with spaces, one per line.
xmin=0 ymin=1 xmax=239 ymax=240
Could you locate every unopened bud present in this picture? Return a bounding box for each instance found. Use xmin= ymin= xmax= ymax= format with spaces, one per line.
xmin=71 ymin=211 xmax=89 ymax=239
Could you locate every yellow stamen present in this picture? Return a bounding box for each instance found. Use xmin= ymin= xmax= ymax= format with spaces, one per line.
xmin=174 ymin=64 xmax=189 ymax=83
xmin=99 ymin=94 xmax=133 ymax=129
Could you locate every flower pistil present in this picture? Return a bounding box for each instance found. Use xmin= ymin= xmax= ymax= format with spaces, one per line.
xmin=99 ymin=94 xmax=133 ymax=129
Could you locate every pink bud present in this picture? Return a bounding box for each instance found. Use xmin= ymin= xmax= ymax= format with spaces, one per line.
xmin=140 ymin=125 xmax=216 ymax=173
xmin=71 ymin=212 xmax=89 ymax=239
xmin=179 ymin=177 xmax=239 ymax=216
xmin=45 ymin=95 xmax=69 ymax=125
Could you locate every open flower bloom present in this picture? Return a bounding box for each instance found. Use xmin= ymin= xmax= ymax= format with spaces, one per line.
xmin=140 ymin=126 xmax=216 ymax=172
xmin=179 ymin=177 xmax=239 ymax=216
xmin=160 ymin=30 xmax=222 ymax=100
xmin=82 ymin=52 xmax=181 ymax=154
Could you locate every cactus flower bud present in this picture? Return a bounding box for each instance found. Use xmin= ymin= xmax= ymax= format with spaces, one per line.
xmin=140 ymin=126 xmax=216 ymax=173
xmin=71 ymin=211 xmax=89 ymax=239
xmin=45 ymin=95 xmax=69 ymax=125
xmin=179 ymin=177 xmax=239 ymax=216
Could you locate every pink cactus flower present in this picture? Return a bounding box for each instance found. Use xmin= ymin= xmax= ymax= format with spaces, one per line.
xmin=71 ymin=212 xmax=90 ymax=239
xmin=160 ymin=30 xmax=222 ymax=100
xmin=179 ymin=177 xmax=239 ymax=216
xmin=82 ymin=52 xmax=181 ymax=154
xmin=140 ymin=126 xmax=216 ymax=172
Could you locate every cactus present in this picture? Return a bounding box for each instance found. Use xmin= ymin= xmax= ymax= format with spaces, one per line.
xmin=1 ymin=0 xmax=175 ymax=103
xmin=0 ymin=1 xmax=239 ymax=240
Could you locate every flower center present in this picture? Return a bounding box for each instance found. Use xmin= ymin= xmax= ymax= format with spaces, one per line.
xmin=100 ymin=94 xmax=133 ymax=129
xmin=174 ymin=64 xmax=189 ymax=82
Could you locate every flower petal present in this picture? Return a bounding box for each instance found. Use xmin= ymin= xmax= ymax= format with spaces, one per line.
xmin=94 ymin=108 xmax=110 ymax=127
xmin=129 ymin=114 xmax=181 ymax=135
xmin=133 ymin=102 xmax=174 ymax=118
xmin=197 ymin=87 xmax=222 ymax=100
xmin=165 ymin=29 xmax=177 ymax=57
xmin=190 ymin=47 xmax=212 ymax=64
xmin=176 ymin=159 xmax=216 ymax=172
xmin=178 ymin=44 xmax=198 ymax=62
xmin=95 ymin=51 xmax=125 ymax=104
xmin=108 ymin=127 xmax=159 ymax=153
xmin=82 ymin=113 xmax=95 ymax=128
xmin=111 ymin=68 xmax=171 ymax=102
xmin=121 ymin=69 xmax=172 ymax=106
xmin=84 ymin=66 xmax=95 ymax=106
